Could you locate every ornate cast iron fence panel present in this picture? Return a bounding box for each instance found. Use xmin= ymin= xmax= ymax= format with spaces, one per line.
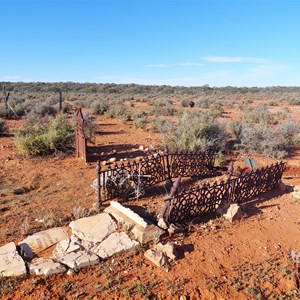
xmin=168 ymin=149 xmax=215 ymax=178
xmin=97 ymin=150 xmax=215 ymax=202
xmin=75 ymin=108 xmax=87 ymax=161
xmin=169 ymin=162 xmax=286 ymax=223
xmin=99 ymin=154 xmax=168 ymax=201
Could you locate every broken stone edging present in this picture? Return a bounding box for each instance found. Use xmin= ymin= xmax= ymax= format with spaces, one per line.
xmin=1 ymin=202 xmax=165 ymax=278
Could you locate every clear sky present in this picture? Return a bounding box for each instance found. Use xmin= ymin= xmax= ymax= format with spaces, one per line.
xmin=1 ymin=0 xmax=299 ymax=87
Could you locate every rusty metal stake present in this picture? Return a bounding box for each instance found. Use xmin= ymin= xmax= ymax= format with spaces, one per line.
xmin=96 ymin=160 xmax=101 ymax=209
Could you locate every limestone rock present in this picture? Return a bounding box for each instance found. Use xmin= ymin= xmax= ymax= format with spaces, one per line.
xmin=69 ymin=213 xmax=117 ymax=243
xmin=105 ymin=201 xmax=148 ymax=228
xmin=104 ymin=201 xmax=164 ymax=244
xmin=30 ymin=258 xmax=66 ymax=276
xmin=51 ymin=236 xmax=81 ymax=260
xmin=131 ymin=224 xmax=164 ymax=244
xmin=292 ymin=185 xmax=300 ymax=199
xmin=18 ymin=227 xmax=69 ymax=255
xmin=223 ymin=204 xmax=243 ymax=222
xmin=0 ymin=242 xmax=27 ymax=277
xmin=156 ymin=242 xmax=179 ymax=261
xmin=89 ymin=232 xmax=138 ymax=259
xmin=144 ymin=248 xmax=169 ymax=269
xmin=56 ymin=250 xmax=99 ymax=270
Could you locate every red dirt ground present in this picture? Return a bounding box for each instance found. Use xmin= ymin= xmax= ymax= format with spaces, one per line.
xmin=0 ymin=115 xmax=299 ymax=299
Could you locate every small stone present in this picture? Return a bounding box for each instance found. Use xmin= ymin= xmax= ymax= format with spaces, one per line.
xmin=223 ymin=204 xmax=243 ymax=222
xmin=139 ymin=146 xmax=144 ymax=151
xmin=67 ymin=269 xmax=76 ymax=276
xmin=144 ymin=248 xmax=169 ymax=269
xmin=101 ymin=161 xmax=107 ymax=166
xmin=109 ymin=157 xmax=116 ymax=163
xmin=292 ymin=185 xmax=300 ymax=199
xmin=155 ymin=242 xmax=179 ymax=261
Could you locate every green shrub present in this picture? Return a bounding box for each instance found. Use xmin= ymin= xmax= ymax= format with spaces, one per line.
xmin=150 ymin=117 xmax=170 ymax=133
xmin=32 ymin=103 xmax=57 ymax=117
xmin=91 ymin=100 xmax=109 ymax=115
xmin=16 ymin=114 xmax=75 ymax=156
xmin=163 ymin=112 xmax=227 ymax=152
xmin=236 ymin=121 xmax=299 ymax=158
xmin=134 ymin=115 xmax=148 ymax=129
xmin=243 ymin=103 xmax=271 ymax=124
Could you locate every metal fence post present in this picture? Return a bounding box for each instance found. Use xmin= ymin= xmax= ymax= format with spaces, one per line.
xmin=96 ymin=160 xmax=101 ymax=209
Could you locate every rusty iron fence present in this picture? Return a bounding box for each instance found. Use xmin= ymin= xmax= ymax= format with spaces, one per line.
xmin=96 ymin=149 xmax=216 ymax=203
xmin=168 ymin=161 xmax=287 ymax=223
xmin=75 ymin=108 xmax=87 ymax=161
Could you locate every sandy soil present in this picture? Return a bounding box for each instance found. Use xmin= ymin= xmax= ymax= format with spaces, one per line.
xmin=0 ymin=114 xmax=299 ymax=299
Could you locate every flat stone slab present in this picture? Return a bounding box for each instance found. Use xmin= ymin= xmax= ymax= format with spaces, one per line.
xmin=0 ymin=242 xmax=27 ymax=277
xmin=105 ymin=201 xmax=164 ymax=244
xmin=69 ymin=213 xmax=117 ymax=243
xmin=30 ymin=257 xmax=66 ymax=276
xmin=55 ymin=250 xmax=99 ymax=270
xmin=51 ymin=236 xmax=81 ymax=260
xmin=19 ymin=227 xmax=69 ymax=255
xmin=89 ymin=232 xmax=138 ymax=259
xmin=105 ymin=201 xmax=148 ymax=228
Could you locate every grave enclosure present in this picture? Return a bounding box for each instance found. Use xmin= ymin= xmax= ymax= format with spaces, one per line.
xmin=96 ymin=152 xmax=286 ymax=224
xmin=75 ymin=109 xmax=286 ymax=224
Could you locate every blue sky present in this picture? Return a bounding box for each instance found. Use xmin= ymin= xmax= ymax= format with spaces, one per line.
xmin=1 ymin=0 xmax=299 ymax=87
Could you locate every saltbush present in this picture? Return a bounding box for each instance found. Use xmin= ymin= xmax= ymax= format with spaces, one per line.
xmin=16 ymin=114 xmax=75 ymax=156
xmin=91 ymin=100 xmax=109 ymax=115
xmin=163 ymin=112 xmax=227 ymax=152
xmin=234 ymin=120 xmax=300 ymax=158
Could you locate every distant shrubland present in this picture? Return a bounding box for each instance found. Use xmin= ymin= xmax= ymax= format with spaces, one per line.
xmin=2 ymin=82 xmax=300 ymax=158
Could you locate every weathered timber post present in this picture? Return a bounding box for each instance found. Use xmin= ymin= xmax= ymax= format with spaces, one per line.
xmin=96 ymin=160 xmax=102 ymax=209
xmin=58 ymin=89 xmax=63 ymax=112
xmin=164 ymin=145 xmax=171 ymax=180
xmin=158 ymin=175 xmax=181 ymax=226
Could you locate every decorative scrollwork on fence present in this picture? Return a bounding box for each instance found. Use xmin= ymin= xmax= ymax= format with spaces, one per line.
xmin=97 ymin=149 xmax=216 ymax=202
xmin=169 ymin=162 xmax=286 ymax=223
xmin=168 ymin=149 xmax=215 ymax=178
